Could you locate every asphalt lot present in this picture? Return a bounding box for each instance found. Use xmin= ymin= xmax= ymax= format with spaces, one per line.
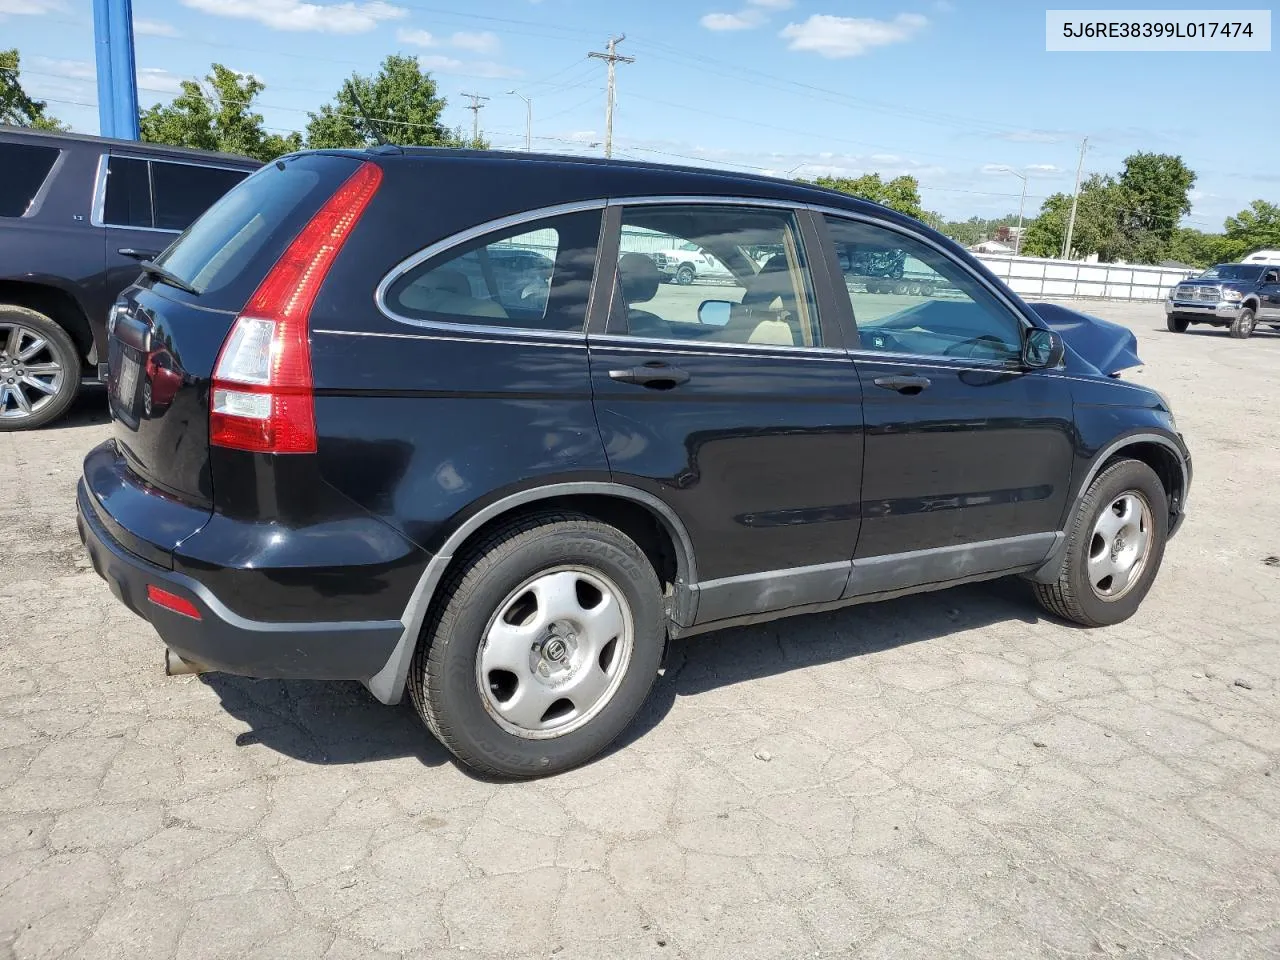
xmin=1 ymin=299 xmax=1277 ymax=959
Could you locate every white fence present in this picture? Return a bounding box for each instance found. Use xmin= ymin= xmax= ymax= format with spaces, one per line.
xmin=975 ymin=254 xmax=1195 ymax=302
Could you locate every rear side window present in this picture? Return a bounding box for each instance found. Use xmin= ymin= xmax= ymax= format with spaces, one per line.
xmin=383 ymin=211 xmax=602 ymax=333
xmin=102 ymin=157 xmax=152 ymax=228
xmin=0 ymin=142 xmax=60 ymax=218
xmin=151 ymin=161 xmax=249 ymax=231
xmin=153 ymin=154 xmax=360 ymax=306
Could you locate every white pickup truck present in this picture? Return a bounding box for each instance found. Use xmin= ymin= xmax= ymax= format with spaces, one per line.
xmin=651 ymin=242 xmax=735 ymax=285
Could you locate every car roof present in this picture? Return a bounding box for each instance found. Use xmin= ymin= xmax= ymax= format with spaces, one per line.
xmin=0 ymin=124 xmax=262 ymax=167
xmin=308 ymin=146 xmax=922 ymax=230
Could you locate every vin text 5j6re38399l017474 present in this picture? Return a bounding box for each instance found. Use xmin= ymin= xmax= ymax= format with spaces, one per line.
xmin=77 ymin=147 xmax=1192 ymax=778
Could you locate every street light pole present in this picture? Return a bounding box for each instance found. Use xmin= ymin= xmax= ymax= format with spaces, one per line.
xmin=1012 ymin=171 xmax=1028 ymax=257
xmin=507 ymin=90 xmax=532 ymax=152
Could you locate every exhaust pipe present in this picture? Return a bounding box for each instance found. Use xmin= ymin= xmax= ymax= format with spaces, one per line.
xmin=165 ymin=648 xmax=207 ymax=676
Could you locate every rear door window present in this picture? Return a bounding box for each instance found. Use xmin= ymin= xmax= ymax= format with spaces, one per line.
xmin=102 ymin=157 xmax=153 ymax=228
xmin=151 ymin=161 xmax=250 ymax=231
xmin=0 ymin=142 xmax=60 ymax=218
xmin=383 ymin=212 xmax=601 ymax=333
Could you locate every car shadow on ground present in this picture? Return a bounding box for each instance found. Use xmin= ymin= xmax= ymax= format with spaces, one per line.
xmin=1162 ymin=327 xmax=1280 ymax=338
xmin=53 ymin=387 xmax=112 ymax=428
xmin=200 ymin=576 xmax=1049 ymax=775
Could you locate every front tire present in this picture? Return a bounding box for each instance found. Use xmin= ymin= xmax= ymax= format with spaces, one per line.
xmin=1230 ymin=308 xmax=1255 ymax=339
xmin=1166 ymin=315 xmax=1189 ymax=333
xmin=1033 ymin=459 xmax=1168 ymax=627
xmin=409 ymin=512 xmax=665 ymax=778
xmin=675 ymin=265 xmax=695 ymax=286
xmin=0 ymin=306 xmax=80 ymax=431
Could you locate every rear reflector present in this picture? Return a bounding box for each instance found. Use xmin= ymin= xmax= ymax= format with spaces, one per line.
xmin=210 ymin=161 xmax=383 ymax=454
xmin=147 ymin=585 xmax=202 ymax=620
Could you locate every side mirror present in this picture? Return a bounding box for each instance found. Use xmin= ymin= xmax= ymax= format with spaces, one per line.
xmin=698 ymin=299 xmax=733 ymax=326
xmin=1022 ymin=327 xmax=1065 ymax=369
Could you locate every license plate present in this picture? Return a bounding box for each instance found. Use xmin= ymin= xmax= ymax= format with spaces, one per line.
xmin=116 ymin=353 xmax=140 ymax=406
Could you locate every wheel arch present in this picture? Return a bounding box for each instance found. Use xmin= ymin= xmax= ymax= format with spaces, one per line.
xmin=365 ymin=482 xmax=698 ymax=705
xmin=1029 ymin=431 xmax=1189 ymax=585
xmin=0 ymin=280 xmax=95 ymax=368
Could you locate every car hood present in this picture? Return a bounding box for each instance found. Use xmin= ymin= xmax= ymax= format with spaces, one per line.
xmin=1026 ymin=302 xmax=1142 ymax=376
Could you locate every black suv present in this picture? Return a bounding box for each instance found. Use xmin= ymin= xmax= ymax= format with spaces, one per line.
xmin=0 ymin=127 xmax=259 ymax=429
xmin=77 ymin=149 xmax=1191 ymax=777
xmin=1164 ymin=262 xmax=1280 ymax=338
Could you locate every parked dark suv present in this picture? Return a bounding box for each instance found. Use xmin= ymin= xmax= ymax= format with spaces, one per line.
xmin=77 ymin=149 xmax=1191 ymax=777
xmin=0 ymin=127 xmax=259 ymax=429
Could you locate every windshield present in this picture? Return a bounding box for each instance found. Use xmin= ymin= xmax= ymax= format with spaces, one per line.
xmin=1198 ymin=264 xmax=1264 ymax=281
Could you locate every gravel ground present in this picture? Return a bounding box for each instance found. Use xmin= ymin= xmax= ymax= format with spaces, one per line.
xmin=0 ymin=299 xmax=1276 ymax=959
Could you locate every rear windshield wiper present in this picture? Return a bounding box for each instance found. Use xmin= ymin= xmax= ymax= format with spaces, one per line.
xmin=139 ymin=260 xmax=200 ymax=296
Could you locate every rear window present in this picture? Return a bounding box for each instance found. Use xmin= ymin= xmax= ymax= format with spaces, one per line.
xmin=153 ymin=155 xmax=359 ymax=305
xmin=0 ymin=142 xmax=60 ymax=218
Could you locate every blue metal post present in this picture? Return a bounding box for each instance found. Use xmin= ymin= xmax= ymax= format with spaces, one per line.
xmin=92 ymin=0 xmax=140 ymax=139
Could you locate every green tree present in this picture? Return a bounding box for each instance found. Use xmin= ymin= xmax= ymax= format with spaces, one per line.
xmin=306 ymin=55 xmax=481 ymax=149
xmin=804 ymin=173 xmax=923 ymax=220
xmin=1221 ymin=200 xmax=1280 ymax=260
xmin=140 ymin=64 xmax=301 ymax=161
xmin=1166 ymin=228 xmax=1229 ymax=268
xmin=1116 ymin=152 xmax=1196 ymax=248
xmin=1 ymin=49 xmax=67 ymax=130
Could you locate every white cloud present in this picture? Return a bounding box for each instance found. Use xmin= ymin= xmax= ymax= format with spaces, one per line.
xmin=781 ymin=13 xmax=928 ymax=58
xmin=418 ymin=54 xmax=519 ymax=79
xmin=135 ymin=18 xmax=179 ymax=36
xmin=701 ymin=10 xmax=765 ymax=30
xmin=0 ymin=0 xmax=63 ymax=15
xmin=179 ymin=0 xmax=406 ymax=34
xmin=30 ymin=56 xmax=95 ymax=80
xmin=137 ymin=67 xmax=184 ymax=94
xmin=1026 ymin=163 xmax=1060 ymax=174
xmin=397 ymin=27 xmax=436 ymax=46
xmin=933 ymin=0 xmax=954 ymax=11
xmin=450 ymin=30 xmax=500 ymax=54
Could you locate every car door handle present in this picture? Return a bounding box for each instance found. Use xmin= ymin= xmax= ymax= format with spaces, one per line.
xmin=608 ymin=364 xmax=691 ymax=389
xmin=873 ymin=375 xmax=931 ymax=395
xmin=117 ymin=247 xmax=161 ymax=261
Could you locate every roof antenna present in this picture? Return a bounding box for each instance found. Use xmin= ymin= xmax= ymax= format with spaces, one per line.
xmin=347 ymin=82 xmax=394 ymax=149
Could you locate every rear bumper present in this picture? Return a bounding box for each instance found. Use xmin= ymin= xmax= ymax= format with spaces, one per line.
xmin=77 ymin=480 xmax=404 ymax=682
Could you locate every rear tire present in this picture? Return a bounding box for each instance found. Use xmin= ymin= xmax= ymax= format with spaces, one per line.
xmin=408 ymin=512 xmax=665 ymax=779
xmin=1166 ymin=315 xmax=1189 ymax=333
xmin=1033 ymin=459 xmax=1168 ymax=627
xmin=1229 ymin=308 xmax=1255 ymax=339
xmin=0 ymin=305 xmax=81 ymax=431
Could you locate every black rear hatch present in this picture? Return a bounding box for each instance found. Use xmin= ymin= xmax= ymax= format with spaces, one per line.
xmin=104 ymin=153 xmax=364 ymax=547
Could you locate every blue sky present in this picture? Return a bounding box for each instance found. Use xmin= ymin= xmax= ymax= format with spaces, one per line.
xmin=4 ymin=0 xmax=1276 ymax=225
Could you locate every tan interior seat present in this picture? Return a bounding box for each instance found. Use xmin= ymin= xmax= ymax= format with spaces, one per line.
xmin=398 ymin=268 xmax=509 ymax=321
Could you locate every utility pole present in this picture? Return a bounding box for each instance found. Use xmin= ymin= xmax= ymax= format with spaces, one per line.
xmin=1012 ymin=170 xmax=1028 ymax=257
xmin=588 ymin=35 xmax=634 ymax=159
xmin=461 ymin=92 xmax=489 ymax=146
xmin=1061 ymin=136 xmax=1089 ymax=260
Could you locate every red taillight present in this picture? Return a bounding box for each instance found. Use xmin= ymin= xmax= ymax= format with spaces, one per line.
xmin=210 ymin=161 xmax=383 ymax=454
xmin=147 ymin=585 xmax=202 ymax=620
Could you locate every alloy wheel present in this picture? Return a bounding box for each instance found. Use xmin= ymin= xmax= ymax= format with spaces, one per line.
xmin=476 ymin=566 xmax=635 ymax=739
xmin=1086 ymin=491 xmax=1154 ymax=601
xmin=0 ymin=322 xmax=65 ymax=422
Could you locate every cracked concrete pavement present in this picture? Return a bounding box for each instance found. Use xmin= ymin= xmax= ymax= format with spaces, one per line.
xmin=0 ymin=300 xmax=1276 ymax=959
